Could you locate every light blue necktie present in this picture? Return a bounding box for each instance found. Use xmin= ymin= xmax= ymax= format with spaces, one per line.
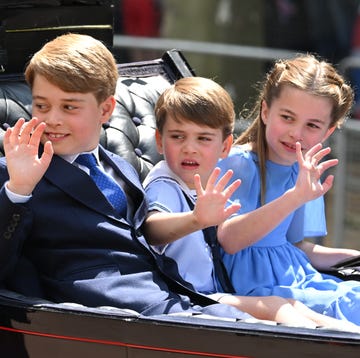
xmin=76 ymin=153 xmax=127 ymax=216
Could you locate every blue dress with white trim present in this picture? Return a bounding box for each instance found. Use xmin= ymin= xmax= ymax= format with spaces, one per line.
xmin=218 ymin=146 xmax=360 ymax=325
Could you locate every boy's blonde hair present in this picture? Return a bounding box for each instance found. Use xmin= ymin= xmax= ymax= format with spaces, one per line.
xmin=155 ymin=77 xmax=235 ymax=140
xmin=235 ymin=53 xmax=354 ymax=204
xmin=25 ymin=33 xmax=118 ymax=103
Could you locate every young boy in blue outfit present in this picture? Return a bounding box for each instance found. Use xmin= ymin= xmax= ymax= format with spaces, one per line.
xmin=142 ymin=76 xmax=359 ymax=331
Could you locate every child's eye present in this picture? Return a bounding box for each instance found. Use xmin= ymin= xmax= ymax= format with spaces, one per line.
xmin=34 ymin=103 xmax=48 ymax=111
xmin=170 ymin=134 xmax=184 ymax=140
xmin=198 ymin=136 xmax=212 ymax=142
xmin=308 ymin=123 xmax=321 ymax=129
xmin=281 ymin=115 xmax=292 ymax=121
xmin=64 ymin=105 xmax=77 ymax=111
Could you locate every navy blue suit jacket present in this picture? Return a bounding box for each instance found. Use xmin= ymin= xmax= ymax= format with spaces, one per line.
xmin=0 ymin=146 xmax=249 ymax=319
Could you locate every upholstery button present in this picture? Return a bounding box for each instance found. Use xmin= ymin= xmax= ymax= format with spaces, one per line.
xmin=132 ymin=116 xmax=142 ymax=126
xmin=134 ymin=148 xmax=143 ymax=157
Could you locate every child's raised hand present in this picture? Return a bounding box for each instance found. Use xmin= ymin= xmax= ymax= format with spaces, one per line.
xmin=193 ymin=167 xmax=241 ymax=228
xmin=3 ymin=117 xmax=53 ymax=195
xmin=295 ymin=142 xmax=338 ymax=202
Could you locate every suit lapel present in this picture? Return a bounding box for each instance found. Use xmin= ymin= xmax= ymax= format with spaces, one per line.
xmin=44 ymin=147 xmax=147 ymax=226
xmin=44 ymin=155 xmax=123 ymax=221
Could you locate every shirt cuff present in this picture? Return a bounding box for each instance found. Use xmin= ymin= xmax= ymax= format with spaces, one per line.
xmin=5 ymin=181 xmax=32 ymax=203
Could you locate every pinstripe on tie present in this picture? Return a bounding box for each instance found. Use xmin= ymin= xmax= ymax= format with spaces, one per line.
xmin=76 ymin=153 xmax=127 ymax=216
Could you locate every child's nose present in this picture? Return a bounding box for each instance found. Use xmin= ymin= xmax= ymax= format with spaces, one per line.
xmin=289 ymin=127 xmax=304 ymax=142
xmin=44 ymin=110 xmax=62 ymax=126
xmin=182 ymin=139 xmax=197 ymax=153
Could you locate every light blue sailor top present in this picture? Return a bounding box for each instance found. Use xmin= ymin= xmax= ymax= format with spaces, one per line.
xmin=143 ymin=161 xmax=217 ymax=294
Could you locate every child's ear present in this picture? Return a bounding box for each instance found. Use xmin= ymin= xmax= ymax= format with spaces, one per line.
xmin=100 ymin=96 xmax=116 ymax=123
xmin=323 ymin=125 xmax=336 ymax=142
xmin=220 ymin=134 xmax=233 ymax=159
xmin=155 ymin=129 xmax=164 ymax=154
xmin=261 ymin=100 xmax=268 ymax=125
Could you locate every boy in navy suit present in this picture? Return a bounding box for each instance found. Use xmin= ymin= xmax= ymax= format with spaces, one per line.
xmin=0 ymin=33 xmax=252 ymax=319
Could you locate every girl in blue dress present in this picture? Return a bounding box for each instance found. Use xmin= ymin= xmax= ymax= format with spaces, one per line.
xmin=217 ymin=54 xmax=360 ymax=325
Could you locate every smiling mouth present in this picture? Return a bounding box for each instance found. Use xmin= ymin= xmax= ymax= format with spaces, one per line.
xmin=47 ymin=133 xmax=67 ymax=139
xmin=283 ymin=142 xmax=296 ymax=150
xmin=282 ymin=141 xmax=307 ymax=152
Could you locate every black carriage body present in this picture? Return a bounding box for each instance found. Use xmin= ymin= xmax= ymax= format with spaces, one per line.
xmin=0 ymin=289 xmax=360 ymax=358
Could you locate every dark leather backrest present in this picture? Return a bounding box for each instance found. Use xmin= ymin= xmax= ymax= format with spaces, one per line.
xmin=0 ymin=49 xmax=195 ymax=181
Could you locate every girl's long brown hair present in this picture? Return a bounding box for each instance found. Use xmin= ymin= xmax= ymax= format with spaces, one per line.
xmin=235 ymin=54 xmax=354 ymax=204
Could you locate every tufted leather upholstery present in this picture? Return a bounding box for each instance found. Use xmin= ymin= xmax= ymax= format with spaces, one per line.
xmin=0 ymin=49 xmax=195 ymax=181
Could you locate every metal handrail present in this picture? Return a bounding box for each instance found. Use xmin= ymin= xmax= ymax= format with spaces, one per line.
xmin=113 ymin=35 xmax=297 ymax=61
